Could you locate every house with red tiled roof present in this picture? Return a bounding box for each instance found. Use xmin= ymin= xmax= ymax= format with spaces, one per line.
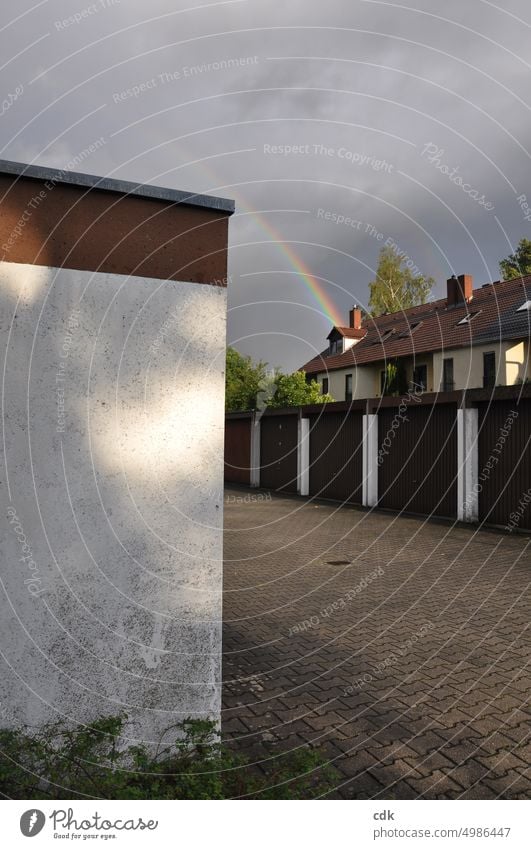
xmin=301 ymin=275 xmax=531 ymax=401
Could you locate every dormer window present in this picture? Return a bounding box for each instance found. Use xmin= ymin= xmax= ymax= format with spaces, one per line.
xmin=456 ymin=310 xmax=482 ymax=326
xmin=516 ymin=300 xmax=531 ymax=312
xmin=329 ymin=339 xmax=343 ymax=355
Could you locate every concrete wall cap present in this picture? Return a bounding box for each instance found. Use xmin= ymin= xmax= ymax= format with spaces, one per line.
xmin=0 ymin=158 xmax=235 ymax=214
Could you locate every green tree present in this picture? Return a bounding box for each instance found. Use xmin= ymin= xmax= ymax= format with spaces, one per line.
xmin=268 ymin=371 xmax=334 ymax=408
xmin=499 ymin=238 xmax=531 ymax=280
xmin=369 ymin=246 xmax=434 ymax=316
xmin=225 ymin=349 xmax=334 ymax=411
xmin=225 ymin=346 xmax=267 ymax=412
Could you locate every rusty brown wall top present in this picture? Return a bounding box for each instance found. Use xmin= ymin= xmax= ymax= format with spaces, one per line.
xmin=0 ymin=159 xmax=234 ymax=284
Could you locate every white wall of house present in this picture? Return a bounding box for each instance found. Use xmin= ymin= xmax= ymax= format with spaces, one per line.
xmin=0 ymin=262 xmax=226 ymax=740
xmin=352 ymin=365 xmax=379 ymax=399
xmin=317 ymin=339 xmax=530 ymax=402
xmin=319 ymin=364 xmax=376 ymax=400
xmin=505 ymin=341 xmax=528 ymax=384
xmin=433 ymin=341 xmax=528 ymax=390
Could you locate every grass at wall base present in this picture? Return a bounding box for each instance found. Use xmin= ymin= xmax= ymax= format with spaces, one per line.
xmin=0 ymin=714 xmax=338 ymax=800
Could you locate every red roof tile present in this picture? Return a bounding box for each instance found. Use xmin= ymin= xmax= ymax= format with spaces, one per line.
xmin=301 ymin=275 xmax=531 ymax=375
xmin=332 ymin=326 xmax=367 ymax=339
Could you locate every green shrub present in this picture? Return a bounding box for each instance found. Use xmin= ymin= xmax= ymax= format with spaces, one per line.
xmin=0 ymin=715 xmax=338 ymax=799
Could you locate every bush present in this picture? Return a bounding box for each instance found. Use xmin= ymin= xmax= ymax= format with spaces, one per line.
xmin=0 ymin=715 xmax=338 ymax=800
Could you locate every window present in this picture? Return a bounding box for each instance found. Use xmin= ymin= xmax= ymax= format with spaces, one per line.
xmin=516 ymin=300 xmax=531 ymax=312
xmin=483 ymin=351 xmax=496 ymax=388
xmin=412 ymin=364 xmax=427 ymax=392
xmin=399 ymin=321 xmax=423 ymax=338
xmin=345 ymin=373 xmax=353 ymax=402
xmin=329 ymin=339 xmax=343 ymax=355
xmin=456 ymin=310 xmax=482 ymax=326
xmin=322 ymin=377 xmax=329 ymax=395
xmin=374 ymin=328 xmax=395 ymax=344
xmin=380 ymin=370 xmax=387 ymax=395
xmin=442 ymin=358 xmax=454 ymax=392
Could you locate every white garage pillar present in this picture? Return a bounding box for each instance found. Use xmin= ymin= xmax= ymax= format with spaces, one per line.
xmin=457 ymin=407 xmax=479 ymax=522
xmin=298 ymin=416 xmax=310 ymax=496
xmin=362 ymin=413 xmax=379 ymax=507
xmin=250 ymin=413 xmax=261 ymax=488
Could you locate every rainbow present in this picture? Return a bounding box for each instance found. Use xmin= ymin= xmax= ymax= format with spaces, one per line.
xmin=185 ymin=157 xmax=344 ymax=327
xmin=241 ymin=209 xmax=345 ymax=327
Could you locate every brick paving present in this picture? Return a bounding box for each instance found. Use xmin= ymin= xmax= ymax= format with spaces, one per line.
xmin=222 ymin=486 xmax=531 ymax=799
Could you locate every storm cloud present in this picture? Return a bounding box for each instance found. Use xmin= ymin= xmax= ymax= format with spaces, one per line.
xmin=2 ymin=0 xmax=530 ymax=369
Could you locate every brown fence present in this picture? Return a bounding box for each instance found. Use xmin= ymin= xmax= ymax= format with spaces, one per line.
xmin=477 ymin=398 xmax=531 ymax=529
xmin=309 ymin=410 xmax=363 ymax=503
xmin=224 ymin=414 xmax=252 ymax=484
xmin=260 ymin=412 xmax=299 ymax=492
xmin=377 ymin=402 xmax=458 ymax=519
xmin=224 ymin=387 xmax=531 ymax=531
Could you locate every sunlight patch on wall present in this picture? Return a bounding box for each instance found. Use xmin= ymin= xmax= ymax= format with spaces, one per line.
xmin=0 ymin=260 xmax=50 ymax=305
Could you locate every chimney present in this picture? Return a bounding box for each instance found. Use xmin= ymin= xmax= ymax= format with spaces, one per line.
xmin=349 ymin=305 xmax=362 ymax=329
xmin=446 ymin=274 xmax=473 ymax=306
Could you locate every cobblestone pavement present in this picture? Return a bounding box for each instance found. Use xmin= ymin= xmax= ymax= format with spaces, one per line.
xmin=222 ymin=486 xmax=530 ymax=799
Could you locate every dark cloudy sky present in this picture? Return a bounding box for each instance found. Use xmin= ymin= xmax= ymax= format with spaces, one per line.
xmin=2 ymin=0 xmax=531 ymax=371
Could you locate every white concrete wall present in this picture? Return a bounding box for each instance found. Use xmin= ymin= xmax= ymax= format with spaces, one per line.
xmin=0 ymin=262 xmax=226 ymax=741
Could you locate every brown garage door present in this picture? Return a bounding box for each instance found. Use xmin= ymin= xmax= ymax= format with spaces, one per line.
xmin=309 ymin=411 xmax=363 ymax=503
xmin=224 ymin=417 xmax=252 ymax=484
xmin=260 ymin=414 xmax=298 ymax=492
xmin=378 ymin=403 xmax=458 ymax=518
xmin=477 ymin=399 xmax=531 ymax=529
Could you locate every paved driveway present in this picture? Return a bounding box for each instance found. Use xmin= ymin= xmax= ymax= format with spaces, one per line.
xmin=222 ymin=486 xmax=530 ymax=799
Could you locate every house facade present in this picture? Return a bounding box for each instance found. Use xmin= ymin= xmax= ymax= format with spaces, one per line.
xmin=302 ymin=275 xmax=531 ymax=401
